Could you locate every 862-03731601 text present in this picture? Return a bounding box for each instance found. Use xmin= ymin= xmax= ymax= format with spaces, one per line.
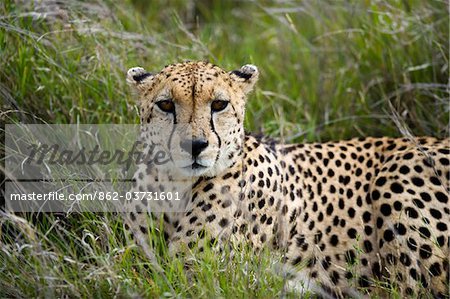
xmin=8 ymin=191 xmax=181 ymax=202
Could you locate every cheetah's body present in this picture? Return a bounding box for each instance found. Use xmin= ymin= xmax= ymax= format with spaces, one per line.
xmin=126 ymin=61 xmax=449 ymax=297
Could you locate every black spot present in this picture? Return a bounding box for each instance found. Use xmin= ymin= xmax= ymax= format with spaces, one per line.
xmin=409 ymin=268 xmax=418 ymax=280
xmin=239 ymin=224 xmax=248 ymax=234
xmin=438 ymin=148 xmax=450 ymax=155
xmin=375 ymin=177 xmax=386 ymax=186
xmin=222 ymin=173 xmax=232 ymax=179
xmin=435 ymin=191 xmax=448 ymax=203
xmin=403 ymin=152 xmax=414 ymax=160
xmin=407 ymin=238 xmax=418 ymax=251
xmin=380 ymin=204 xmax=392 ymax=216
xmin=260 ymin=233 xmax=267 ymax=243
xmin=139 ymin=225 xmax=147 ymax=234
xmin=288 ymin=165 xmax=295 ymax=175
xmin=314 ymin=232 xmax=323 ymax=244
xmin=419 ymin=244 xmax=432 ymax=259
xmin=330 ymin=271 xmax=340 ymax=284
xmin=222 ymin=200 xmax=232 ymax=208
xmin=430 ymin=176 xmax=441 ymax=186
xmin=399 ymin=252 xmax=411 ymax=266
xmin=388 ymin=163 xmax=397 ymax=172
xmin=317 ymin=212 xmax=324 ymax=222
xmin=306 ymin=257 xmax=317 ymax=268
xmin=338 ymin=198 xmax=345 ymax=209
xmin=326 ymin=203 xmax=334 ymax=215
xmin=405 ymin=207 xmax=419 ymax=218
xmin=130 ymin=212 xmax=136 ymax=221
xmin=321 ymin=257 xmax=331 ymax=270
xmin=364 ymin=240 xmax=373 ymax=253
xmin=218 ymin=218 xmax=229 ymax=227
xmin=390 ymin=182 xmax=404 ymax=193
xmin=393 ymin=200 xmax=402 ymax=211
xmin=394 ymin=223 xmax=406 ymax=235
xmin=439 ymin=157 xmax=449 ymax=165
xmin=436 ymin=222 xmax=447 ymax=231
xmin=364 ymin=225 xmax=373 ymax=235
xmin=411 ymin=177 xmax=424 ymax=187
xmin=371 ymin=190 xmax=380 ymax=200
xmin=386 ymin=254 xmax=397 ymax=265
xmin=330 ymin=185 xmax=336 ymax=193
xmin=260 ymin=214 xmax=267 ymax=223
xmin=345 ymin=250 xmax=356 ymax=265
xmin=291 ymin=256 xmax=302 ymax=266
xmin=383 ymin=229 xmax=394 ymax=242
xmin=399 ymin=165 xmax=410 ymax=174
xmin=347 ymin=208 xmax=356 ymax=218
xmin=358 ymin=276 xmax=371 ymax=288
xmin=429 ymin=262 xmax=442 ymax=276
xmin=203 ymin=183 xmax=214 ymax=192
xmin=252 ymin=225 xmax=259 ymax=234
xmin=372 ymin=262 xmax=382 ymax=279
xmin=376 ymin=217 xmax=383 ymax=229
xmin=430 ymin=208 xmax=442 ymax=219
xmin=327 ymin=169 xmax=335 ymax=177
xmin=362 ymin=142 xmax=372 ymax=149
xmin=347 ymin=228 xmax=357 ymax=239
xmin=420 ymin=192 xmax=432 ymax=202
xmin=423 ymin=157 xmax=434 ymax=167
xmin=346 ymin=189 xmax=353 ymax=199
xmin=330 ymin=235 xmax=339 ymax=246
xmin=412 ymin=198 xmax=424 ymax=209
xmin=414 ymin=165 xmax=423 ymax=173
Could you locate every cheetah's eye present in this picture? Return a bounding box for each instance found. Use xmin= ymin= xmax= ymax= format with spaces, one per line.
xmin=156 ymin=100 xmax=175 ymax=113
xmin=211 ymin=100 xmax=229 ymax=112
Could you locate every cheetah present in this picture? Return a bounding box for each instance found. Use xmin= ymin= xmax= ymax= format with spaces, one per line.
xmin=126 ymin=61 xmax=449 ymax=298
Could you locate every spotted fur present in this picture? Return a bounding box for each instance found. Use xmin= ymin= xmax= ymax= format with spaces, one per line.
xmin=126 ymin=61 xmax=449 ymax=298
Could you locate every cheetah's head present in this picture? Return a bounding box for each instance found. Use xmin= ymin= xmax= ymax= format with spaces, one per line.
xmin=127 ymin=61 xmax=259 ymax=177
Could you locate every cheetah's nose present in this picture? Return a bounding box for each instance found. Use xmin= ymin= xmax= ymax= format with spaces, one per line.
xmin=180 ymin=139 xmax=209 ymax=157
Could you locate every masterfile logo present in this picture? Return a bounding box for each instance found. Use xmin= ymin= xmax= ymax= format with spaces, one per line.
xmin=4 ymin=124 xmax=192 ymax=213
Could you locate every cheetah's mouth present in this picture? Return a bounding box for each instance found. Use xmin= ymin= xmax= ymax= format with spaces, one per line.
xmin=182 ymin=161 xmax=207 ymax=170
xmin=191 ymin=162 xmax=206 ymax=169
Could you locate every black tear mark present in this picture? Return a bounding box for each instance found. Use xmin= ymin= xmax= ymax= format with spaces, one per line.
xmin=230 ymin=102 xmax=237 ymax=115
xmin=210 ymin=112 xmax=221 ymax=163
xmin=167 ymin=109 xmax=177 ymax=162
xmin=133 ymin=72 xmax=153 ymax=83
xmin=231 ymin=70 xmax=252 ymax=80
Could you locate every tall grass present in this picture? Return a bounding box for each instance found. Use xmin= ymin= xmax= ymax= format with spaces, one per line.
xmin=1 ymin=0 xmax=448 ymax=138
xmin=0 ymin=0 xmax=448 ymax=297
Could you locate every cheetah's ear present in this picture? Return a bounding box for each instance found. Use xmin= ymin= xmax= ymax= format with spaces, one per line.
xmin=127 ymin=67 xmax=154 ymax=92
xmin=229 ymin=64 xmax=259 ymax=94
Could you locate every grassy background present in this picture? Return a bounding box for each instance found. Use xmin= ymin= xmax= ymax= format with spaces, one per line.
xmin=0 ymin=0 xmax=448 ymax=298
